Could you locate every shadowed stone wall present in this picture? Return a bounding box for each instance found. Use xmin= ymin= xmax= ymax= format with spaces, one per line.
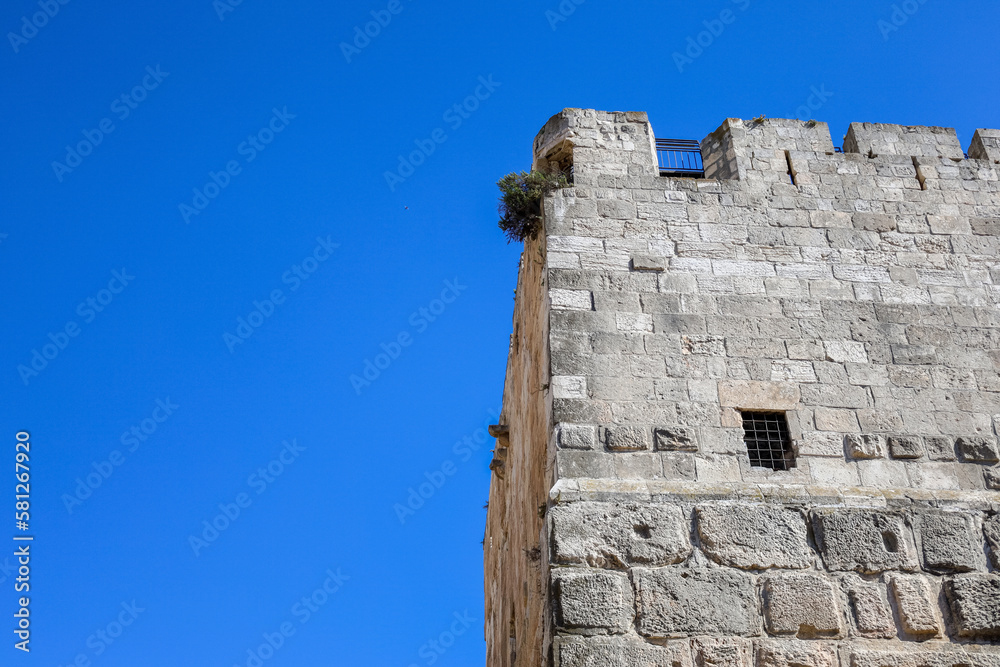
xmin=484 ymin=108 xmax=1000 ymax=667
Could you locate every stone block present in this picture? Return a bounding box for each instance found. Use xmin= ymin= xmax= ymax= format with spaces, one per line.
xmin=696 ymin=504 xmax=813 ymax=570
xmin=556 ymin=636 xmax=694 ymax=667
xmin=557 ymin=451 xmax=615 ymax=478
xmin=925 ymin=436 xmax=956 ymax=461
xmin=848 ymin=649 xmax=989 ymax=667
xmin=814 ymin=408 xmax=860 ymax=432
xmin=718 ymin=381 xmax=799 ymax=410
xmin=553 ymin=569 xmax=634 ymax=634
xmin=756 ymin=642 xmax=837 ymax=667
xmin=984 ymin=516 xmax=1000 ymax=570
xmin=632 ymin=254 xmax=668 ymax=272
xmin=550 ymin=502 xmax=692 ymax=568
xmin=887 ymin=574 xmax=942 ymax=638
xmin=888 ymin=435 xmax=924 ymax=459
xmin=633 ymin=568 xmax=759 ymax=638
xmin=956 ymin=436 xmax=1000 ymax=463
xmin=843 ymin=577 xmax=895 ymax=638
xmin=845 ymin=434 xmax=886 ymax=460
xmin=761 ymin=572 xmax=842 ymax=638
xmin=917 ymin=511 xmax=981 ymax=573
xmin=653 ymin=426 xmax=698 ymax=452
xmin=558 ymin=423 xmax=598 ymax=450
xmin=985 ymin=467 xmax=1000 ymax=490
xmin=812 ymin=508 xmax=918 ymax=573
xmin=691 ymin=637 xmax=752 ymax=667
xmin=602 ymin=426 xmax=651 ymax=452
xmin=944 ymin=575 xmax=1000 ymax=639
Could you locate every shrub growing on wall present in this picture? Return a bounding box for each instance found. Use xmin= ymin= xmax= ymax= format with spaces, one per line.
xmin=496 ymin=169 xmax=569 ymax=243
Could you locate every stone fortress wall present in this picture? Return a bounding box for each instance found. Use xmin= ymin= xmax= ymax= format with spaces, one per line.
xmin=483 ymin=108 xmax=1000 ymax=667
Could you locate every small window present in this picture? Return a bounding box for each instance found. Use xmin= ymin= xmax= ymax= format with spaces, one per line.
xmin=740 ymin=411 xmax=794 ymax=470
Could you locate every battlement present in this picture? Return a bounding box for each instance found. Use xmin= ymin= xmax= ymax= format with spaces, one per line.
xmin=485 ymin=108 xmax=1000 ymax=667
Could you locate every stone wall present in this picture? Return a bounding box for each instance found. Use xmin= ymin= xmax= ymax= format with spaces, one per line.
xmin=484 ymin=108 xmax=1000 ymax=667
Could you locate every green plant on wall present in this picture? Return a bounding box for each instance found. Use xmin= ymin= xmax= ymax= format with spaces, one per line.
xmin=496 ymin=169 xmax=569 ymax=243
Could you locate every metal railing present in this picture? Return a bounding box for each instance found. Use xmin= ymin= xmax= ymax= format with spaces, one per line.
xmin=656 ymin=138 xmax=704 ymax=177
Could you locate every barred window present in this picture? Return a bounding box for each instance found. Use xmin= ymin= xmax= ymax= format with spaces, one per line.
xmin=740 ymin=411 xmax=794 ymax=471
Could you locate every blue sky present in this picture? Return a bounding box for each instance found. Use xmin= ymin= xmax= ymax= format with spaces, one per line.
xmin=2 ymin=0 xmax=998 ymax=664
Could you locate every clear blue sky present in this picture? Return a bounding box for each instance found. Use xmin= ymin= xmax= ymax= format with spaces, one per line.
xmin=2 ymin=0 xmax=997 ymax=664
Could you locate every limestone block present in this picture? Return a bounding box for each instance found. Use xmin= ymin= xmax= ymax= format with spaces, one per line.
xmin=556 ymin=636 xmax=693 ymax=667
xmin=956 ymin=436 xmax=1000 ymax=463
xmin=814 ymin=408 xmax=860 ymax=432
xmin=551 ymin=289 xmax=595 ymax=311
xmin=916 ymin=511 xmax=981 ymax=573
xmin=602 ymin=426 xmax=651 ymax=452
xmin=984 ymin=516 xmax=1000 ymax=570
xmin=632 ymin=254 xmax=668 ymax=272
xmin=985 ymin=467 xmax=1000 ymax=491
xmin=633 ymin=568 xmax=759 ymax=638
xmin=756 ymin=642 xmax=837 ymax=667
xmin=844 ymin=122 xmax=965 ymax=159
xmin=848 ymin=648 xmax=994 ymax=667
xmin=812 ymin=508 xmax=918 ymax=573
xmin=553 ymin=569 xmax=634 ymax=634
xmin=550 ymin=502 xmax=691 ymax=568
xmin=761 ymin=572 xmax=842 ymax=638
xmin=887 ymin=574 xmax=942 ymax=638
xmin=717 ymin=381 xmax=799 ymax=410
xmin=557 ymin=451 xmax=615 ymax=478
xmin=888 ymin=435 xmax=924 ymax=459
xmin=843 ymin=576 xmax=895 ymax=638
xmin=969 ymin=128 xmax=1000 ymax=162
xmin=558 ymin=423 xmax=598 ymax=450
xmin=845 ymin=434 xmax=886 ymax=460
xmin=691 ymin=637 xmax=752 ymax=667
xmin=653 ymin=426 xmax=698 ymax=452
xmin=944 ymin=575 xmax=1000 ymax=639
xmin=696 ymin=504 xmax=813 ymax=570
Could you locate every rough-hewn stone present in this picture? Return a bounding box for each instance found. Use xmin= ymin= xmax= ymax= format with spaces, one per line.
xmin=556 ymin=636 xmax=693 ymax=667
xmin=756 ymin=642 xmax=837 ymax=667
xmin=602 ymin=426 xmax=651 ymax=452
xmin=944 ymin=575 xmax=1000 ymax=639
xmin=552 ymin=569 xmax=634 ymax=634
xmin=761 ymin=573 xmax=842 ymax=638
xmin=984 ymin=515 xmax=1000 ymax=570
xmin=924 ymin=436 xmax=956 ymax=461
xmin=633 ymin=568 xmax=759 ymax=638
xmin=845 ymin=434 xmax=886 ymax=460
xmin=691 ymin=637 xmax=752 ymax=667
xmin=654 ymin=426 xmax=698 ymax=452
xmin=812 ymin=509 xmax=918 ymax=573
xmin=550 ymin=502 xmax=691 ymax=568
xmin=916 ymin=511 xmax=981 ymax=573
xmin=956 ymin=436 xmax=1000 ymax=463
xmin=843 ymin=577 xmax=895 ymax=638
xmin=696 ymin=504 xmax=812 ymax=570
xmin=887 ymin=574 xmax=941 ymax=638
xmin=888 ymin=436 xmax=924 ymax=460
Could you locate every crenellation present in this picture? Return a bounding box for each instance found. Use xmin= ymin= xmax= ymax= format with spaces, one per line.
xmin=485 ymin=108 xmax=1000 ymax=667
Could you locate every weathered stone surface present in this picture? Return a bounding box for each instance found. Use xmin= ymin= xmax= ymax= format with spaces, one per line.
xmin=944 ymin=574 xmax=1000 ymax=639
xmin=985 ymin=467 xmax=1000 ymax=490
xmin=761 ymin=572 xmax=842 ymax=638
xmin=845 ymin=434 xmax=886 ymax=460
xmin=552 ymin=569 xmax=634 ymax=634
xmin=924 ymin=436 xmax=956 ymax=461
xmin=558 ymin=423 xmax=598 ymax=450
xmin=849 ymin=648 xmax=1000 ymax=667
xmin=556 ymin=636 xmax=693 ymax=667
xmin=696 ymin=504 xmax=813 ymax=570
xmin=756 ymin=642 xmax=837 ymax=667
xmin=887 ymin=574 xmax=941 ymax=638
xmin=551 ymin=502 xmax=692 ymax=568
xmin=691 ymin=637 xmax=752 ymax=667
xmin=984 ymin=515 xmax=1000 ymax=570
xmin=633 ymin=568 xmax=759 ymax=638
xmin=888 ymin=435 xmax=924 ymax=459
xmin=812 ymin=509 xmax=918 ymax=573
xmin=843 ymin=577 xmax=895 ymax=638
xmin=956 ymin=436 xmax=1000 ymax=463
xmin=654 ymin=426 xmax=698 ymax=452
xmin=602 ymin=426 xmax=651 ymax=452
xmin=917 ymin=511 xmax=981 ymax=573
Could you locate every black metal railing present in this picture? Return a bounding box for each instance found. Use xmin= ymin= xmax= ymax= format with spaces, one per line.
xmin=656 ymin=139 xmax=704 ymax=177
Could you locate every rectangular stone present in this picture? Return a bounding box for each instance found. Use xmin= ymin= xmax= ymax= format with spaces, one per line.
xmin=812 ymin=508 xmax=918 ymax=573
xmin=633 ymin=568 xmax=760 ymax=638
xmin=945 ymin=575 xmax=1000 ymax=639
xmin=887 ymin=574 xmax=942 ymax=638
xmin=553 ymin=569 xmax=634 ymax=634
xmin=762 ymin=572 xmax=842 ymax=638
xmin=718 ymin=381 xmax=800 ymax=410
